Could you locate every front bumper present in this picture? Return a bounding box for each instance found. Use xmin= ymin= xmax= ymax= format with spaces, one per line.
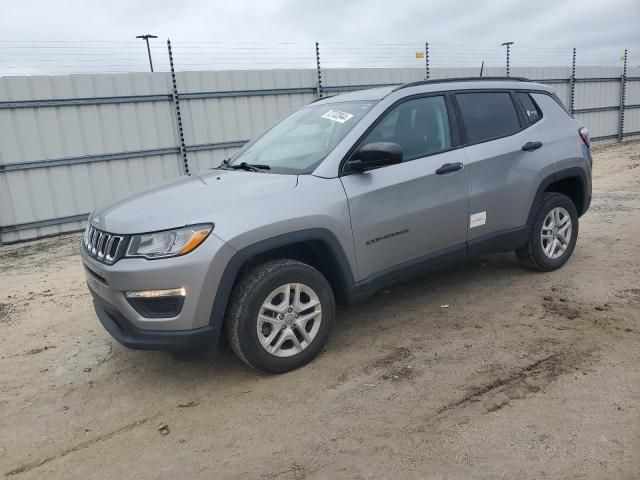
xmin=90 ymin=287 xmax=218 ymax=351
xmin=81 ymin=232 xmax=236 ymax=351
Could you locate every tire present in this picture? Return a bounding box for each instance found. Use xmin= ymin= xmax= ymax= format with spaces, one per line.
xmin=516 ymin=192 xmax=579 ymax=271
xmin=225 ymin=259 xmax=335 ymax=373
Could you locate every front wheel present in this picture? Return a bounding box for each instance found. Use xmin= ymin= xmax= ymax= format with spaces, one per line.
xmin=516 ymin=192 xmax=579 ymax=271
xmin=226 ymin=259 xmax=335 ymax=373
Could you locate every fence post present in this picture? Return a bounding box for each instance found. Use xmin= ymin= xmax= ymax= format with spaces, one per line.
xmin=569 ymin=47 xmax=576 ymax=117
xmin=618 ymin=49 xmax=628 ymax=142
xmin=424 ymin=42 xmax=431 ymax=80
xmin=424 ymin=42 xmax=430 ymax=80
xmin=315 ymin=41 xmax=323 ymax=99
xmin=501 ymin=42 xmax=513 ymax=77
xmin=167 ymin=38 xmax=190 ymax=175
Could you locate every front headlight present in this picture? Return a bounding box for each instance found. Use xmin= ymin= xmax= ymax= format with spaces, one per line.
xmin=126 ymin=224 xmax=213 ymax=259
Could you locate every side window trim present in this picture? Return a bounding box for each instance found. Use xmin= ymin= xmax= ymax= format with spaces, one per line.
xmin=339 ymin=92 xmax=460 ymax=176
xmin=510 ymin=91 xmax=528 ymax=127
xmin=453 ymin=88 xmax=538 ymax=147
xmin=444 ymin=92 xmax=462 ymax=147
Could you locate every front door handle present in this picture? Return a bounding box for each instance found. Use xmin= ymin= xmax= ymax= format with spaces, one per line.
xmin=436 ymin=162 xmax=463 ymax=175
xmin=522 ymin=141 xmax=543 ymax=151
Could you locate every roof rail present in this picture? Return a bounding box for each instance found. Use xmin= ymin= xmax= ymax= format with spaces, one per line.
xmin=393 ymin=76 xmax=532 ymax=91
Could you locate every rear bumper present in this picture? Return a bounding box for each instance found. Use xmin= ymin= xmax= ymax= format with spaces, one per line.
xmin=90 ymin=287 xmax=220 ymax=351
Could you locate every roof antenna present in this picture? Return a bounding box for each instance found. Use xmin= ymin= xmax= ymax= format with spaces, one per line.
xmin=479 ymin=61 xmax=484 ymax=77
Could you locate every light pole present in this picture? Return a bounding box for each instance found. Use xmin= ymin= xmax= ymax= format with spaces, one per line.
xmin=501 ymin=41 xmax=514 ymax=77
xmin=136 ymin=34 xmax=158 ymax=72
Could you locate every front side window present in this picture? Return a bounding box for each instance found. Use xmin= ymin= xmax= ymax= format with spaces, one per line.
xmin=358 ymin=96 xmax=451 ymax=161
xmin=227 ymin=101 xmax=375 ymax=174
xmin=456 ymin=92 xmax=521 ymax=144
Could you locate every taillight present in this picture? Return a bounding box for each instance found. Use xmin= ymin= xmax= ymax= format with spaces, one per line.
xmin=579 ymin=127 xmax=591 ymax=148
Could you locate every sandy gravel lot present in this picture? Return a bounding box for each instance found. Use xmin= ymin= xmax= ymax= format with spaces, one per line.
xmin=1 ymin=141 xmax=639 ymax=480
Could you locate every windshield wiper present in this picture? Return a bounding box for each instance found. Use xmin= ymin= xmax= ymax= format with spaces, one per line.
xmin=227 ymin=162 xmax=271 ymax=172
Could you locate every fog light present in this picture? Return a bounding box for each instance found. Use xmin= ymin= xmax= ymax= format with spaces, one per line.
xmin=125 ymin=288 xmax=186 ymax=318
xmin=125 ymin=287 xmax=186 ymax=298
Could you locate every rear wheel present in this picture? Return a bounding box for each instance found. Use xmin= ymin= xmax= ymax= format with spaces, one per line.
xmin=516 ymin=192 xmax=579 ymax=271
xmin=226 ymin=259 xmax=335 ymax=373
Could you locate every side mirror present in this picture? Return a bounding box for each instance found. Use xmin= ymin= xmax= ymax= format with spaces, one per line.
xmin=346 ymin=142 xmax=403 ymax=172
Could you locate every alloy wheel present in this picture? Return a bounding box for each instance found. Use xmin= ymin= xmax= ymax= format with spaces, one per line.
xmin=541 ymin=206 xmax=572 ymax=259
xmin=256 ymin=283 xmax=322 ymax=357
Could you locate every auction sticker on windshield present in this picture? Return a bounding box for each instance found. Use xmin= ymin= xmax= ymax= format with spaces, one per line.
xmin=321 ymin=110 xmax=354 ymax=123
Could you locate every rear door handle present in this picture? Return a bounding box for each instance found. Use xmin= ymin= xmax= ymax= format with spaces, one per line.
xmin=436 ymin=162 xmax=463 ymax=175
xmin=522 ymin=141 xmax=543 ymax=151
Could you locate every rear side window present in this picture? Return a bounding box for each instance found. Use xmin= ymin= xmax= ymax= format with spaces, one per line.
xmin=456 ymin=92 xmax=521 ymax=144
xmin=517 ymin=92 xmax=541 ymax=124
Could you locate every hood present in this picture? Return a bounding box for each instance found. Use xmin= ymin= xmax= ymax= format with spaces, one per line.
xmin=91 ymin=169 xmax=298 ymax=234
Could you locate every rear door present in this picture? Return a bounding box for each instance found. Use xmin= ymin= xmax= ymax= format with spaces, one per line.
xmin=454 ymin=90 xmax=554 ymax=242
xmin=340 ymin=94 xmax=469 ymax=281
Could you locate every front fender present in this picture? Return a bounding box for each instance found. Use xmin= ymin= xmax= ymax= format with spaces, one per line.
xmin=208 ymin=228 xmax=358 ymax=332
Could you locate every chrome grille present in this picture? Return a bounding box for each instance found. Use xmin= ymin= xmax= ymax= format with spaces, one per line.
xmin=83 ymin=225 xmax=124 ymax=264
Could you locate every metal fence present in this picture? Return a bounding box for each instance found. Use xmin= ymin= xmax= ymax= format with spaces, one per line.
xmin=1 ymin=41 xmax=639 ymax=244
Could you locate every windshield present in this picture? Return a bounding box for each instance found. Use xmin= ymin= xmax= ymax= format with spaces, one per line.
xmin=226 ymin=101 xmax=375 ymax=174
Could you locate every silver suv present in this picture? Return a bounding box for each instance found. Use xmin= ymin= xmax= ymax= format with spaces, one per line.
xmin=81 ymin=77 xmax=592 ymax=373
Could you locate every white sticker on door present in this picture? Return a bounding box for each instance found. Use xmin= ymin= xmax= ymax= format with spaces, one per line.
xmin=321 ymin=110 xmax=354 ymax=123
xmin=470 ymin=211 xmax=487 ymax=228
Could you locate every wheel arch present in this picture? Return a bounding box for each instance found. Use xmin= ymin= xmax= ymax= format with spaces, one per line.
xmin=209 ymin=229 xmax=357 ymax=332
xmin=527 ymin=167 xmax=590 ymax=226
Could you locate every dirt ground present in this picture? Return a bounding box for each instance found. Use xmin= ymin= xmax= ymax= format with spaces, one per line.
xmin=1 ymin=141 xmax=639 ymax=480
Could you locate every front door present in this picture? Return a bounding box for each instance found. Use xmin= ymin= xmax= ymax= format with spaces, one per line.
xmin=340 ymin=95 xmax=469 ymax=281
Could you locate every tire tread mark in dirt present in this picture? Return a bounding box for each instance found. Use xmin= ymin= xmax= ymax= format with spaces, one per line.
xmin=5 ymin=414 xmax=159 ymax=477
xmin=436 ymin=354 xmax=559 ymax=415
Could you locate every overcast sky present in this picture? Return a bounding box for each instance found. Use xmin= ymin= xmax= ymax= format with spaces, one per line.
xmin=1 ymin=0 xmax=638 ymax=74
